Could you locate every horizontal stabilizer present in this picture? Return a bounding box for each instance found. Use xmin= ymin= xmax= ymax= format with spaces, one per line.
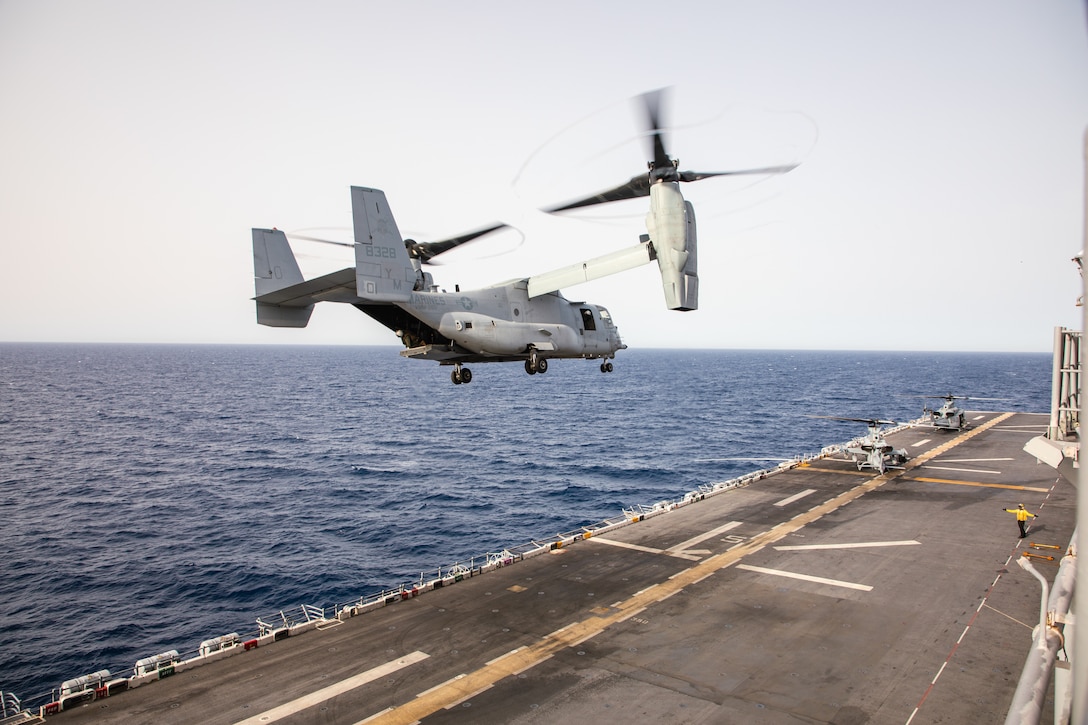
xmin=253 ymin=268 xmax=358 ymax=306
xmin=256 ymin=302 xmax=313 ymax=327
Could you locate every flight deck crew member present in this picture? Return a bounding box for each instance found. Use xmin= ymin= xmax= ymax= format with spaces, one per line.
xmin=1002 ymin=503 xmax=1038 ymax=538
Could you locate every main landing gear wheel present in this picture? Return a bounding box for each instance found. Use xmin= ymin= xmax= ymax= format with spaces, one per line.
xmin=600 ymin=362 xmax=613 ymax=373
xmin=524 ymin=355 xmax=547 ymax=375
xmin=451 ymin=365 xmax=472 ymax=385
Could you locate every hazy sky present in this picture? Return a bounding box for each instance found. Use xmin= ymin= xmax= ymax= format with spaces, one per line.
xmin=2 ymin=1 xmax=1086 ymax=352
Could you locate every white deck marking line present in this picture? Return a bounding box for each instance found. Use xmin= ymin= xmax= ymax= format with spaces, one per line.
xmin=918 ymin=465 xmax=1001 ymax=475
xmin=665 ymin=520 xmax=744 ymax=553
xmin=235 ymin=650 xmax=429 ymax=725
xmin=736 ymin=564 xmax=873 ymax=591
xmin=930 ymin=457 xmax=1014 ymax=463
xmin=774 ymin=487 xmax=818 ymax=505
xmin=774 ymin=540 xmax=920 ymax=551
xmin=590 ymin=521 xmax=743 ymax=561
xmin=774 ymin=489 xmax=817 ymax=507
xmin=586 ymin=537 xmax=666 ymax=555
xmin=913 ymin=439 xmax=931 ymax=447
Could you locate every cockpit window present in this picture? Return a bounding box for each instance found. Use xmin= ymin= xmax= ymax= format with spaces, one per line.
xmin=598 ymin=308 xmax=611 ymax=321
xmin=580 ymin=307 xmax=596 ymax=331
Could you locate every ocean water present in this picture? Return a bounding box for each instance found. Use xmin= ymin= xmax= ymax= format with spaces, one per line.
xmin=0 ymin=343 xmax=1051 ymax=702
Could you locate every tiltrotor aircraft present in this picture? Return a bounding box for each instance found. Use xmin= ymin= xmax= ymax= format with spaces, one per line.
xmin=815 ymin=416 xmax=909 ymax=474
xmin=251 ymin=91 xmax=795 ymax=384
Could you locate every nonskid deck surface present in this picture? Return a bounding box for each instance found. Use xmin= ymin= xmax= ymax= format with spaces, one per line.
xmin=52 ymin=412 xmax=1073 ymax=725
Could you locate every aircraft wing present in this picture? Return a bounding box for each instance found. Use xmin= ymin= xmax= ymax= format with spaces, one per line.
xmin=254 ymin=268 xmax=363 ymax=306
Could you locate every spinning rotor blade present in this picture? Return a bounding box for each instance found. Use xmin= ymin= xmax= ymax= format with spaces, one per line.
xmin=406 ymin=221 xmax=509 ymax=263
xmin=543 ymin=174 xmax=652 ymax=213
xmin=286 ymin=232 xmax=354 ymax=248
xmin=544 ymin=89 xmax=798 ymax=214
xmin=291 ymin=223 xmax=512 ymax=264
xmin=810 ymin=415 xmax=898 ymax=426
xmin=641 ymin=87 xmax=672 ymax=172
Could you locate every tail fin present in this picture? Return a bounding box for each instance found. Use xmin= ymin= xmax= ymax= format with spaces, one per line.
xmin=252 ymin=228 xmax=314 ymax=327
xmin=351 ymin=186 xmax=415 ymax=301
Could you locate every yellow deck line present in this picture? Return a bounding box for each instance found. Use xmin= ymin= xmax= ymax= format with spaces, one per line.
xmin=365 ymin=413 xmax=1015 ymax=724
xmin=904 ymin=476 xmax=1048 ymax=492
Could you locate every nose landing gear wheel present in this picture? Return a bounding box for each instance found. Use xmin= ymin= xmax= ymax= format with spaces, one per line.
xmin=524 ymin=359 xmax=536 ymax=375
xmin=451 ymin=365 xmax=472 ymax=385
xmin=600 ymin=362 xmax=613 ymax=373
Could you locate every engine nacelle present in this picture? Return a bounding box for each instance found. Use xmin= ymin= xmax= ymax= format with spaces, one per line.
xmin=646 ymin=182 xmax=698 ymax=311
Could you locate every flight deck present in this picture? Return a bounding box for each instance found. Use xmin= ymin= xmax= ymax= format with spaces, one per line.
xmin=45 ymin=411 xmax=1075 ymax=724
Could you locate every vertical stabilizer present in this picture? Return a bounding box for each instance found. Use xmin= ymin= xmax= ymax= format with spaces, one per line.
xmin=252 ymin=228 xmax=314 ymax=327
xmin=351 ymin=186 xmax=415 ymax=301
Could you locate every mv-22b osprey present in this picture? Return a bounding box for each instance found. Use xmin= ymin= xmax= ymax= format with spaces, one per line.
xmin=252 ymin=91 xmax=795 ymax=384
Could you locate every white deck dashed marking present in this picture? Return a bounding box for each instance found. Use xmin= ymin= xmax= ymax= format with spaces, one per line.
xmin=774 ymin=489 xmax=817 ymax=507
xmin=236 ymin=650 xmax=429 ymax=725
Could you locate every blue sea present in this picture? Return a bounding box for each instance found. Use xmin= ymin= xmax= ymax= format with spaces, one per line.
xmin=0 ymin=343 xmax=1051 ymax=703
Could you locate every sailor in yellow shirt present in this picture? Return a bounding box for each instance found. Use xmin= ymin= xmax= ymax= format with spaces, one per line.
xmin=1002 ymin=503 xmax=1038 ymax=538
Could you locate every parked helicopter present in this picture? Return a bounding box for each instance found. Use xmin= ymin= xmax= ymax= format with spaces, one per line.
xmin=813 ymin=416 xmax=909 ymax=474
xmin=251 ymin=90 xmax=796 ymax=384
xmin=922 ymin=395 xmax=968 ymax=430
xmin=915 ymin=394 xmax=1009 ymax=431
